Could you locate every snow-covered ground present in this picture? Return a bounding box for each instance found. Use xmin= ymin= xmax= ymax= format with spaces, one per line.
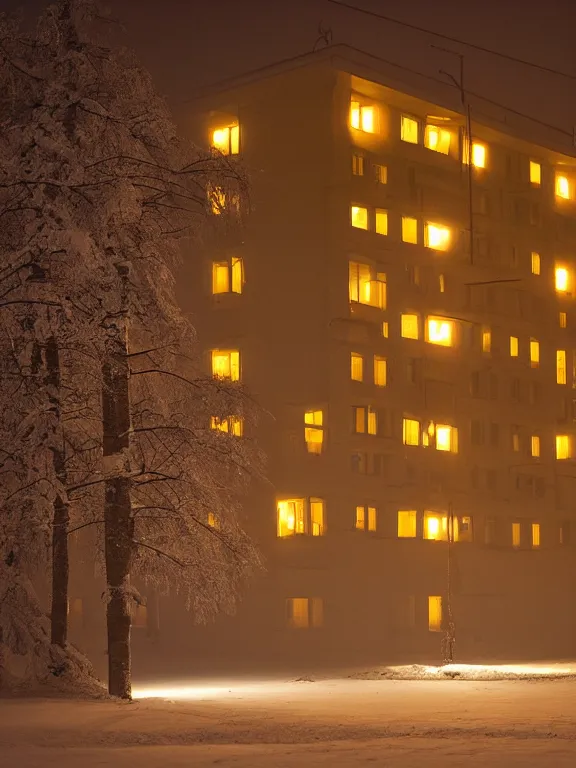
xmin=2 ymin=671 xmax=576 ymax=766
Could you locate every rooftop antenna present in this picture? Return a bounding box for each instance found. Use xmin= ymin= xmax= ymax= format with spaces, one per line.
xmin=313 ymin=22 xmax=333 ymax=51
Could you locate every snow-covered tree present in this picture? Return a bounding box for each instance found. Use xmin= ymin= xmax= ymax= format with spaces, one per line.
xmin=0 ymin=0 xmax=262 ymax=698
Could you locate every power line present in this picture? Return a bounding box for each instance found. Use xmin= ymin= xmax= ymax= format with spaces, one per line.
xmin=327 ymin=0 xmax=576 ymax=82
xmin=341 ymin=44 xmax=573 ymax=141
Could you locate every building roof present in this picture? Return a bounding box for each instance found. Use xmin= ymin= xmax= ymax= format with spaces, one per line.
xmin=186 ymin=43 xmax=575 ymax=159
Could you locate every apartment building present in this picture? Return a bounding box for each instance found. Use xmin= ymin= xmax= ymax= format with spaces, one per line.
xmin=126 ymin=45 xmax=576 ymax=670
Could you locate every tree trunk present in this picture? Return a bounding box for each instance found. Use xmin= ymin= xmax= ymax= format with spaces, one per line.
xmin=102 ymin=262 xmax=133 ymax=699
xmin=45 ymin=337 xmax=70 ymax=648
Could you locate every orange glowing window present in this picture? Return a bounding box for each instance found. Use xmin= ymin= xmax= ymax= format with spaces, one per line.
xmin=375 ymin=209 xmax=388 ymax=235
xmin=397 ymin=510 xmax=417 ymax=538
xmin=211 ymin=349 xmax=240 ymax=381
xmin=277 ymin=498 xmax=325 ymax=537
xmin=509 ymin=336 xmax=519 ymax=357
xmin=402 ymin=216 xmax=418 ymax=244
xmin=556 ymin=435 xmax=571 ymax=460
xmin=532 ymin=523 xmax=540 ymax=548
xmin=350 ymin=100 xmax=375 ymax=133
xmin=428 ymin=596 xmax=442 ymax=632
xmin=529 ymin=160 xmax=541 ymax=186
xmin=425 ymin=125 xmax=451 ymax=154
xmin=435 ymin=424 xmax=457 ymax=453
xmin=557 ymin=350 xmax=567 ymax=384
xmin=401 ymin=313 xmax=419 ymax=339
xmin=211 ymin=124 xmax=239 ymax=155
xmin=349 ymin=262 xmax=386 ymax=309
xmin=424 ymin=222 xmax=451 ymax=251
xmin=355 ymin=505 xmax=377 ymax=531
xmin=530 ymin=339 xmax=539 ymax=368
xmin=304 ymin=410 xmax=324 ymax=455
xmin=210 ymin=416 xmax=243 ymax=436
xmin=401 ymin=115 xmax=419 ymax=144
xmin=212 ymin=257 xmax=244 ymax=294
xmin=351 ymin=352 xmax=363 ymax=382
xmin=531 ymin=435 xmax=540 ymax=458
xmin=531 ymin=252 xmax=540 ymax=275
xmin=426 ymin=317 xmax=454 ymax=347
xmin=512 ymin=522 xmax=521 ymax=548
xmin=555 ymin=266 xmax=570 ymax=293
xmin=403 ymin=417 xmax=420 ymax=446
xmin=556 ymin=174 xmax=572 ymax=200
xmin=423 ymin=512 xmax=449 ymax=541
xmin=350 ymin=205 xmax=368 ymax=230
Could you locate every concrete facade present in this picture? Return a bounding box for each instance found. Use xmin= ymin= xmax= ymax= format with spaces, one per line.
xmin=71 ymin=46 xmax=576 ymax=674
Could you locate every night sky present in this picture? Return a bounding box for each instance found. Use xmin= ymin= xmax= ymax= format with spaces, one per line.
xmin=3 ymin=0 xmax=576 ymax=147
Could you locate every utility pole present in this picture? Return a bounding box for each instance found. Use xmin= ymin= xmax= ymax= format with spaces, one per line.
xmin=432 ymin=46 xmax=475 ymax=267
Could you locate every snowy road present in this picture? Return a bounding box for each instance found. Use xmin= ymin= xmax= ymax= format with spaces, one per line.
xmin=2 ymin=676 xmax=576 ymax=766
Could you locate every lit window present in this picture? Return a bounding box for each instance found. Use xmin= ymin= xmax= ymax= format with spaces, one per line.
xmin=435 ymin=424 xmax=457 ymax=453
xmin=555 ymin=266 xmax=570 ymax=292
xmin=210 ymin=416 xmax=243 ymax=436
xmin=424 ymin=125 xmax=451 ymax=154
xmin=397 ymin=510 xmax=417 ymax=538
xmin=286 ymin=597 xmax=323 ymax=629
xmin=310 ymin=498 xmax=325 ymax=536
xmin=529 ymin=160 xmax=541 ymax=186
xmin=509 ymin=336 xmax=519 ymax=357
xmin=211 ymin=124 xmax=240 ymax=155
xmin=350 ymin=100 xmax=375 ymax=133
xmin=401 ymin=115 xmax=419 ymax=144
xmin=382 ymin=321 xmax=389 ymax=338
xmin=532 ymin=523 xmax=540 ymax=548
xmin=352 ymin=154 xmax=364 ymax=175
xmin=375 ymin=209 xmax=388 ymax=235
xmin=355 ymin=505 xmax=377 ymax=532
xmin=277 ymin=497 xmax=325 ymax=537
xmin=375 ymin=164 xmax=387 ymax=184
xmin=556 ymin=174 xmax=572 ymax=200
xmin=482 ymin=328 xmax=491 ymax=353
xmin=349 ymin=262 xmax=386 ymax=309
xmin=208 ymin=184 xmax=227 ymax=215
xmin=212 ymin=257 xmax=244 ymax=294
xmin=351 ymin=205 xmax=368 ymax=230
xmin=351 ymin=352 xmax=363 ymax=382
xmin=304 ymin=410 xmax=324 ymax=455
xmin=530 ymin=339 xmax=539 ymax=368
xmin=424 ymin=512 xmax=448 ymax=541
xmin=403 ymin=417 xmax=420 ymax=446
xmin=424 ymin=222 xmax=451 ymax=251
xmin=512 ymin=522 xmax=521 ymax=548
xmin=559 ymin=312 xmax=567 ymax=329
xmin=353 ymin=406 xmax=377 ymax=435
xmin=374 ymin=356 xmax=387 ymax=386
xmin=402 ymin=216 xmax=418 ymax=244
xmin=211 ymin=349 xmax=240 ymax=381
xmin=401 ymin=313 xmax=419 ymax=339
xmin=531 ymin=435 xmax=540 ymax=458
xmin=439 ymin=274 xmax=445 ymax=293
xmin=556 ymin=435 xmax=571 ymax=460
xmin=428 ymin=595 xmax=442 ymax=632
xmin=426 ymin=317 xmax=454 ymax=347
xmin=206 ymin=511 xmax=221 ymax=530
xmin=471 ymin=142 xmax=486 ymax=168
xmin=531 ymin=252 xmax=540 ymax=275
xmin=557 ymin=350 xmax=567 ymax=384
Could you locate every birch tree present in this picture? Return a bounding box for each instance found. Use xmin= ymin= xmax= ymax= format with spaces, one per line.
xmin=0 ymin=0 xmax=261 ymax=697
